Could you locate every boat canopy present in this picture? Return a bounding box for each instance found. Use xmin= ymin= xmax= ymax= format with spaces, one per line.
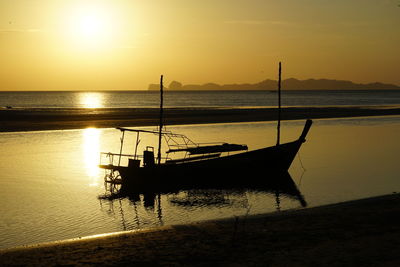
xmin=116 ymin=127 xmax=188 ymax=138
xmin=117 ymin=127 xmax=162 ymax=134
xmin=116 ymin=127 xmax=248 ymax=155
xmin=167 ymin=143 xmax=248 ymax=155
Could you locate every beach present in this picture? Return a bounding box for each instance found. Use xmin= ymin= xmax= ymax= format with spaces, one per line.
xmin=1 ymin=106 xmax=400 ymax=132
xmin=1 ymin=193 xmax=399 ymax=266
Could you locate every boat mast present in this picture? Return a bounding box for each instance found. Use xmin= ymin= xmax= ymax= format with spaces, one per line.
xmin=157 ymin=75 xmax=164 ymax=165
xmin=276 ymin=62 xmax=282 ymax=146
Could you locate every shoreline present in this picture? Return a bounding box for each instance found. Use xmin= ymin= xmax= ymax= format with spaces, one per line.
xmin=1 ymin=193 xmax=400 ymax=266
xmin=1 ymin=106 xmax=400 ymax=132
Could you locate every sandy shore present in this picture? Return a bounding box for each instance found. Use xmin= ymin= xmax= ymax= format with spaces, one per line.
xmin=1 ymin=106 xmax=400 ymax=132
xmin=1 ymin=193 xmax=400 ymax=266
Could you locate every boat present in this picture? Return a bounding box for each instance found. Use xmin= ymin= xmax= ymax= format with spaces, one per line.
xmin=99 ymin=65 xmax=312 ymax=194
xmin=99 ymin=120 xmax=311 ymax=193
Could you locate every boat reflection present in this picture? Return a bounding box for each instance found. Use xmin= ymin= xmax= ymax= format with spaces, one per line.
xmin=168 ymin=190 xmax=234 ymax=208
xmin=99 ymin=171 xmax=306 ymax=230
xmin=165 ymin=171 xmax=306 ymax=209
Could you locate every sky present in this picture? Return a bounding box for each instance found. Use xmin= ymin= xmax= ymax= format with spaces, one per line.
xmin=0 ymin=0 xmax=399 ymax=90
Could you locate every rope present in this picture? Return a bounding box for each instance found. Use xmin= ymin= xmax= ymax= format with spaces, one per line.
xmin=298 ymin=150 xmax=306 ymax=172
xmin=297 ymin=151 xmax=306 ymax=188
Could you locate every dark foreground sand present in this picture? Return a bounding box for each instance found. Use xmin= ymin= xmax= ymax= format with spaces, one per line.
xmin=1 ymin=106 xmax=400 ymax=132
xmin=1 ymin=193 xmax=400 ymax=266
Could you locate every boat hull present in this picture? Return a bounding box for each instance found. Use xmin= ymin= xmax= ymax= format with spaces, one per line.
xmin=117 ymin=139 xmax=303 ymax=193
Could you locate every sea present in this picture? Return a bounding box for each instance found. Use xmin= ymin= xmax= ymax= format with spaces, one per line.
xmin=1 ymin=90 xmax=400 ymax=108
xmin=1 ymin=90 xmax=400 ymax=249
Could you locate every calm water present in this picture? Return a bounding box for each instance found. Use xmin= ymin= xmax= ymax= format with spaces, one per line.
xmin=1 ymin=90 xmax=400 ymax=108
xmin=1 ymin=117 xmax=400 ymax=249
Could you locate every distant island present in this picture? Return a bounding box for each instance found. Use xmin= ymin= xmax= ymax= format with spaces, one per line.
xmin=148 ymin=78 xmax=400 ymax=91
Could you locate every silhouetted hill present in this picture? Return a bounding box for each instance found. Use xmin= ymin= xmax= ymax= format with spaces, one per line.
xmin=148 ymin=78 xmax=400 ymax=90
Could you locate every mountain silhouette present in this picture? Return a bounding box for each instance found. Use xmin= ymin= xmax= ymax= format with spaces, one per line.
xmin=148 ymin=78 xmax=400 ymax=91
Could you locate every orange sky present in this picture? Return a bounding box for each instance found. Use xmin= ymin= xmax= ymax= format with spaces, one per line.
xmin=1 ymin=0 xmax=399 ymax=90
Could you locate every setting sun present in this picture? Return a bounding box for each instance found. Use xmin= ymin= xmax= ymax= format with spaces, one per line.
xmin=64 ymin=4 xmax=118 ymax=49
xmin=77 ymin=14 xmax=104 ymax=37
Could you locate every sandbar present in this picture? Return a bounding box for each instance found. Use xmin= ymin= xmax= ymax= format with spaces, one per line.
xmin=1 ymin=106 xmax=400 ymax=132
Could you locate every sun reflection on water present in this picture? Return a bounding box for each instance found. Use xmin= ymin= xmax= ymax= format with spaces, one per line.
xmin=79 ymin=92 xmax=104 ymax=108
xmin=83 ymin=128 xmax=101 ymax=185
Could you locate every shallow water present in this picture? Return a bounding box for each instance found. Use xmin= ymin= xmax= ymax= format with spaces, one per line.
xmin=0 ymin=116 xmax=399 ymax=249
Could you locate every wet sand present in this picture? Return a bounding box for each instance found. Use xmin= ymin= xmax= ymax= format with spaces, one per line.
xmin=1 ymin=106 xmax=400 ymax=132
xmin=1 ymin=193 xmax=399 ymax=266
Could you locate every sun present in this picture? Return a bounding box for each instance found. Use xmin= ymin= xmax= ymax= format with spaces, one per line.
xmin=65 ymin=4 xmax=117 ymax=49
xmin=78 ymin=14 xmax=104 ymax=37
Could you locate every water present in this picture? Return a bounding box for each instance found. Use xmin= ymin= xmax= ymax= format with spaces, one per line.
xmin=1 ymin=90 xmax=400 ymax=109
xmin=1 ymin=117 xmax=400 ymax=249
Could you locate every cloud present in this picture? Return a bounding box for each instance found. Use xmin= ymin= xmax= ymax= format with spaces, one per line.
xmin=224 ymin=20 xmax=292 ymax=26
xmin=0 ymin=28 xmax=44 ymax=34
xmin=224 ymin=20 xmax=266 ymax=25
xmin=118 ymin=44 xmax=137 ymax=49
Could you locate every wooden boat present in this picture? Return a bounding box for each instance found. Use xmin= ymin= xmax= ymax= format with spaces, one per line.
xmin=99 ymin=119 xmax=312 ymax=193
